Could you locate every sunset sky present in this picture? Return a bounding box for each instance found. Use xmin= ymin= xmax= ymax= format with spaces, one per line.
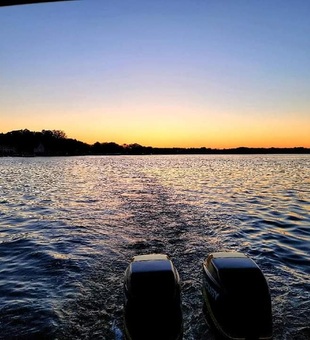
xmin=1 ymin=0 xmax=310 ymax=148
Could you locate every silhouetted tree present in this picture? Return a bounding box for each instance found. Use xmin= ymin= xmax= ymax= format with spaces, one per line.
xmin=52 ymin=130 xmax=67 ymax=139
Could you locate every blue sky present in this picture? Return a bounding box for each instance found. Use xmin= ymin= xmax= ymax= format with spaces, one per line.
xmin=1 ymin=0 xmax=310 ymax=147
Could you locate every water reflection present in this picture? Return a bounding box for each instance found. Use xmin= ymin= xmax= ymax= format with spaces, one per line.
xmin=0 ymin=155 xmax=309 ymax=339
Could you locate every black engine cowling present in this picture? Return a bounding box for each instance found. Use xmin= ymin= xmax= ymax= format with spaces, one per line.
xmin=124 ymin=254 xmax=183 ymax=340
xmin=202 ymin=252 xmax=272 ymax=340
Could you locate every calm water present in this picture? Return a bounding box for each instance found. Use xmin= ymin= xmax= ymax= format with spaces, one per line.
xmin=0 ymin=155 xmax=309 ymax=340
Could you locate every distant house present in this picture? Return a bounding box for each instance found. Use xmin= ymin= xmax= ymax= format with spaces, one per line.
xmin=0 ymin=145 xmax=16 ymax=156
xmin=34 ymin=143 xmax=45 ymax=155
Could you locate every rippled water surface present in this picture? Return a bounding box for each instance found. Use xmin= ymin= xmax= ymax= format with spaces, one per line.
xmin=0 ymin=155 xmax=309 ymax=340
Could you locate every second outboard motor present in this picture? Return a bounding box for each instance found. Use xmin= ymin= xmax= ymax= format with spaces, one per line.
xmin=124 ymin=254 xmax=183 ymax=340
xmin=202 ymin=252 xmax=272 ymax=340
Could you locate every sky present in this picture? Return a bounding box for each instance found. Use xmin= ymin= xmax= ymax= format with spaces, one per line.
xmin=0 ymin=0 xmax=310 ymax=148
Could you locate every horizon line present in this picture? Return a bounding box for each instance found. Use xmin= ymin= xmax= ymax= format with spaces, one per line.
xmin=1 ymin=128 xmax=310 ymax=151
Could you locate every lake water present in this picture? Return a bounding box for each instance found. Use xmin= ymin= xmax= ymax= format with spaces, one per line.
xmin=0 ymin=155 xmax=309 ymax=340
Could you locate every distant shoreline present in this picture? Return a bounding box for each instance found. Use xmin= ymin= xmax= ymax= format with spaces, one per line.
xmin=2 ymin=148 xmax=310 ymax=157
xmin=1 ymin=129 xmax=310 ymax=156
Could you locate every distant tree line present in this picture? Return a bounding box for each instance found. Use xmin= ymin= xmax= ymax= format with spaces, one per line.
xmin=0 ymin=129 xmax=309 ymax=156
xmin=0 ymin=129 xmax=88 ymax=156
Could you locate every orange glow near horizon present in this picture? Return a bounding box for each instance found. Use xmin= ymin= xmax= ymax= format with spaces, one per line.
xmin=2 ymin=105 xmax=310 ymax=149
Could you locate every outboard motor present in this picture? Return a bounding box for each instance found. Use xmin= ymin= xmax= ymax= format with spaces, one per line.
xmin=202 ymin=252 xmax=272 ymax=340
xmin=124 ymin=254 xmax=183 ymax=340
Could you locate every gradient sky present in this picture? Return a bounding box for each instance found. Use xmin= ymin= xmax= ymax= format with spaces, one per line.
xmin=1 ymin=0 xmax=310 ymax=148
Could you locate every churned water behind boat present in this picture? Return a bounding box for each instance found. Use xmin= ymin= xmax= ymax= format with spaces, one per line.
xmin=0 ymin=155 xmax=309 ymax=339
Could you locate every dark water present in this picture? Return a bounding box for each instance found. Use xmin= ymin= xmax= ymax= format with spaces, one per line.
xmin=0 ymin=155 xmax=309 ymax=340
